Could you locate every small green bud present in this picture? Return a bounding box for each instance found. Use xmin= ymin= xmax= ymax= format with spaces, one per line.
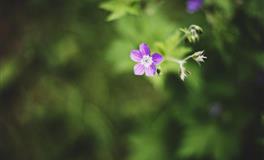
xmin=181 ymin=25 xmax=203 ymax=43
xmin=192 ymin=50 xmax=207 ymax=64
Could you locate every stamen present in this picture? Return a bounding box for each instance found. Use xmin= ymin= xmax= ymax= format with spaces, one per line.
xmin=141 ymin=55 xmax=153 ymax=67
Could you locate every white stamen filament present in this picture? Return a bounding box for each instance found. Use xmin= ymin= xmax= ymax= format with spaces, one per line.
xmin=141 ymin=55 xmax=153 ymax=67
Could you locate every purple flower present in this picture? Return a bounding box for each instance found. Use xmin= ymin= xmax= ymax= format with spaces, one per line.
xmin=130 ymin=43 xmax=163 ymax=77
xmin=209 ymin=103 xmax=222 ymax=117
xmin=187 ymin=0 xmax=203 ymax=13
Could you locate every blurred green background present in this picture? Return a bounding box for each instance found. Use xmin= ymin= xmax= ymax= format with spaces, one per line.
xmin=0 ymin=0 xmax=263 ymax=160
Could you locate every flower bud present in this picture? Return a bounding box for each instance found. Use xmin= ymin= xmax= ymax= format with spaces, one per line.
xmin=181 ymin=25 xmax=203 ymax=43
xmin=192 ymin=50 xmax=207 ymax=64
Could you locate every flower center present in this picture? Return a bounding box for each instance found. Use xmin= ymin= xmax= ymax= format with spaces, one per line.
xmin=141 ymin=55 xmax=153 ymax=67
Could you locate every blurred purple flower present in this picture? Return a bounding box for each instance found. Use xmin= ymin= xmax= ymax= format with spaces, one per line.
xmin=130 ymin=43 xmax=163 ymax=77
xmin=187 ymin=0 xmax=203 ymax=13
xmin=209 ymin=103 xmax=222 ymax=117
xmin=256 ymin=70 xmax=264 ymax=86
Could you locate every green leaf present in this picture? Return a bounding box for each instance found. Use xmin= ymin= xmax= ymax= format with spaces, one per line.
xmin=100 ymin=0 xmax=140 ymax=21
xmin=178 ymin=125 xmax=239 ymax=160
xmin=154 ymin=30 xmax=191 ymax=57
xmin=255 ymin=53 xmax=264 ymax=68
xmin=0 ymin=59 xmax=18 ymax=90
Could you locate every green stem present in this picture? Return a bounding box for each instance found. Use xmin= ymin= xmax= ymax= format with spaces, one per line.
xmin=174 ymin=34 xmax=187 ymax=50
xmin=183 ymin=54 xmax=194 ymax=61
xmin=166 ymin=56 xmax=182 ymax=64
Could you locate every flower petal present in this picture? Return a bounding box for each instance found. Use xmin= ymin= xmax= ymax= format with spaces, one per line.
xmin=134 ymin=63 xmax=145 ymax=75
xmin=145 ymin=64 xmax=156 ymax=77
xmin=130 ymin=50 xmax=142 ymax=62
xmin=139 ymin=43 xmax=150 ymax=56
xmin=187 ymin=0 xmax=203 ymax=13
xmin=152 ymin=53 xmax=163 ymax=65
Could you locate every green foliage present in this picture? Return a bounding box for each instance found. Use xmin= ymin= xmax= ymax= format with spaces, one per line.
xmin=0 ymin=59 xmax=18 ymax=90
xmin=100 ymin=0 xmax=141 ymax=21
xmin=178 ymin=125 xmax=239 ymax=160
xmin=105 ymin=12 xmax=175 ymax=74
xmin=244 ymin=0 xmax=264 ymax=23
xmin=155 ymin=31 xmax=191 ymax=58
xmin=0 ymin=0 xmax=263 ymax=160
xmin=204 ymin=0 xmax=238 ymax=63
xmin=255 ymin=53 xmax=264 ymax=69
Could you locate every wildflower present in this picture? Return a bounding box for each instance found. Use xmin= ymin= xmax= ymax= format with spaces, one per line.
xmin=192 ymin=50 xmax=207 ymax=64
xmin=130 ymin=43 xmax=163 ymax=76
xmin=187 ymin=0 xmax=203 ymax=13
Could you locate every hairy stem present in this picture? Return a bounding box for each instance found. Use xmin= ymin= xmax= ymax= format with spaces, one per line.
xmin=166 ymin=51 xmax=196 ymax=64
xmin=166 ymin=56 xmax=182 ymax=64
xmin=174 ymin=34 xmax=187 ymax=49
xmin=183 ymin=54 xmax=194 ymax=61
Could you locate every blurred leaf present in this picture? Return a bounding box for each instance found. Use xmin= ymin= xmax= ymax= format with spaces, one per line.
xmin=128 ymin=115 xmax=167 ymax=160
xmin=106 ymin=40 xmax=134 ymax=73
xmin=244 ymin=0 xmax=264 ymax=23
xmin=154 ymin=31 xmax=191 ymax=58
xmin=205 ymin=0 xmax=238 ymax=64
xmin=49 ymin=36 xmax=79 ymax=66
xmin=255 ymin=53 xmax=264 ymax=68
xmin=178 ymin=125 xmax=239 ymax=160
xmin=205 ymin=0 xmax=235 ymax=18
xmin=185 ymin=63 xmax=203 ymax=92
xmin=100 ymin=0 xmax=140 ymax=21
xmin=0 ymin=59 xmax=18 ymax=90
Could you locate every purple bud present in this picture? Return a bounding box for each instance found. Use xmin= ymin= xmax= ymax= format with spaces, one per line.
xmin=187 ymin=0 xmax=204 ymax=13
xmin=209 ymin=103 xmax=222 ymax=117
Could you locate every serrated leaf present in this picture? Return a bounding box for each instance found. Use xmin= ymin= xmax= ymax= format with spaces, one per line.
xmin=100 ymin=0 xmax=140 ymax=21
xmin=107 ymin=9 xmax=127 ymax=21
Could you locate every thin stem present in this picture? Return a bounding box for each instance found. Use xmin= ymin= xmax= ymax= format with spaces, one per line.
xmin=183 ymin=54 xmax=194 ymax=61
xmin=174 ymin=34 xmax=187 ymax=49
xmin=165 ymin=51 xmax=196 ymax=67
xmin=166 ymin=56 xmax=183 ymax=64
xmin=166 ymin=53 xmax=194 ymax=65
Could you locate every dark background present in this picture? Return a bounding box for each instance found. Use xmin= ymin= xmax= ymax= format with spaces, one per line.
xmin=0 ymin=0 xmax=263 ymax=160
